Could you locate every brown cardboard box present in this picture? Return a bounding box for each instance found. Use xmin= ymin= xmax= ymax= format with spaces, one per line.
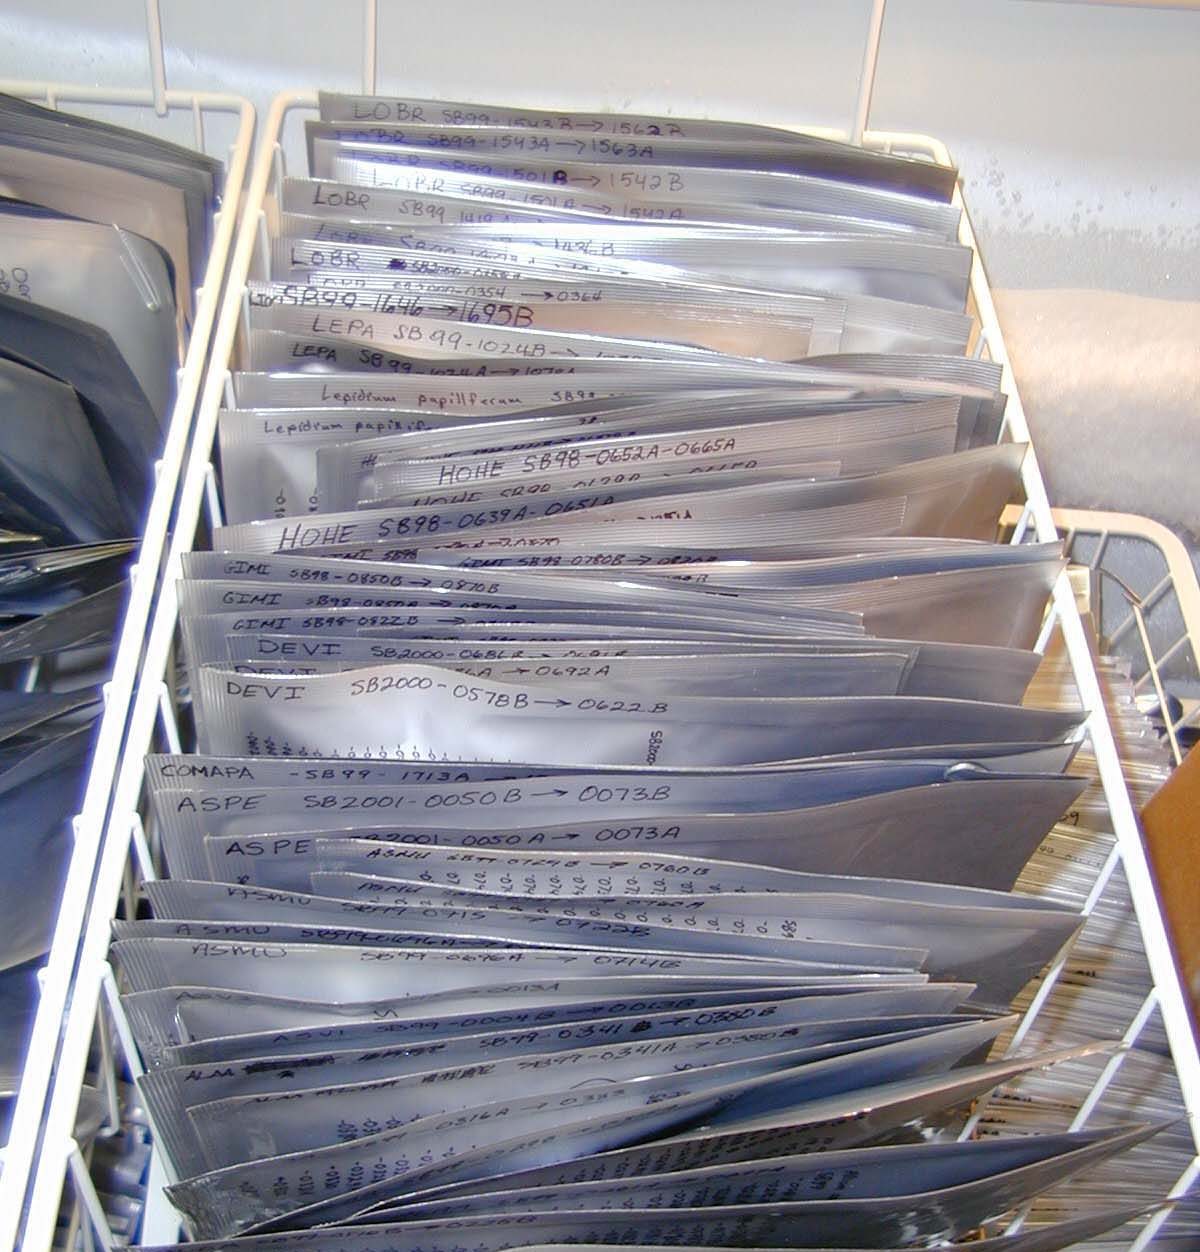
xmin=1140 ymin=744 xmax=1200 ymax=1033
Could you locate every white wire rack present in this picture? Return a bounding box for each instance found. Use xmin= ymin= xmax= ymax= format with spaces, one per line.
xmin=1023 ymin=509 xmax=1200 ymax=761
xmin=0 ymin=66 xmax=255 ymax=1252
xmin=977 ymin=505 xmax=1200 ymax=1245
xmin=4 ymin=1 xmax=1199 ymax=1249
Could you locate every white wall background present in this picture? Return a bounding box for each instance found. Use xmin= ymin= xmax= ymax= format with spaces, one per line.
xmin=2 ymin=0 xmax=1198 ymax=526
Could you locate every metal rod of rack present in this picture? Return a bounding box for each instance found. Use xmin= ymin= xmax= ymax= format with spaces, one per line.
xmin=143 ymin=0 xmax=169 ymax=117
xmin=362 ymin=0 xmax=379 ymax=96
xmin=852 ymin=0 xmax=887 ymax=143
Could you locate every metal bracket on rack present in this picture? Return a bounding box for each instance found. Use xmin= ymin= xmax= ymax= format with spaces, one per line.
xmin=157 ymin=684 xmax=183 ymax=755
xmin=94 ymin=999 xmax=121 ymax=1138
xmin=252 ymin=211 xmax=271 ymax=286
xmin=203 ymin=462 xmax=225 ymax=530
xmin=67 ymin=1143 xmax=116 ymax=1252
xmin=130 ymin=813 xmax=157 ymax=886
xmin=98 ymin=966 xmax=145 ymax=1087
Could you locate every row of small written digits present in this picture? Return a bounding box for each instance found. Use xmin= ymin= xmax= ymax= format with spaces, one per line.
xmin=116 ymin=839 xmax=1154 ymax=1244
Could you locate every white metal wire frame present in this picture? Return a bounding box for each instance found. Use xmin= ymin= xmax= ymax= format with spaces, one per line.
xmin=1027 ymin=508 xmax=1200 ymax=761
xmin=5 ymin=0 xmax=1199 ymax=1248
xmin=0 ymin=81 xmax=255 ymax=1252
xmin=950 ymin=202 xmax=1200 ymax=1241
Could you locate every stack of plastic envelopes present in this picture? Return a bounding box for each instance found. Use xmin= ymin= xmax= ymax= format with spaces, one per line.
xmin=122 ymin=94 xmax=1159 ymax=1252
xmin=0 ymin=94 xmax=220 ymax=1153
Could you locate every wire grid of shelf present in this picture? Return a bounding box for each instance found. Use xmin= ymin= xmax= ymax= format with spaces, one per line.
xmin=1046 ymin=510 xmax=1200 ymax=760
xmin=0 ymin=73 xmax=255 ymax=1252
xmin=984 ymin=506 xmax=1200 ymax=1246
xmin=3 ymin=2 xmax=1198 ymax=1248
